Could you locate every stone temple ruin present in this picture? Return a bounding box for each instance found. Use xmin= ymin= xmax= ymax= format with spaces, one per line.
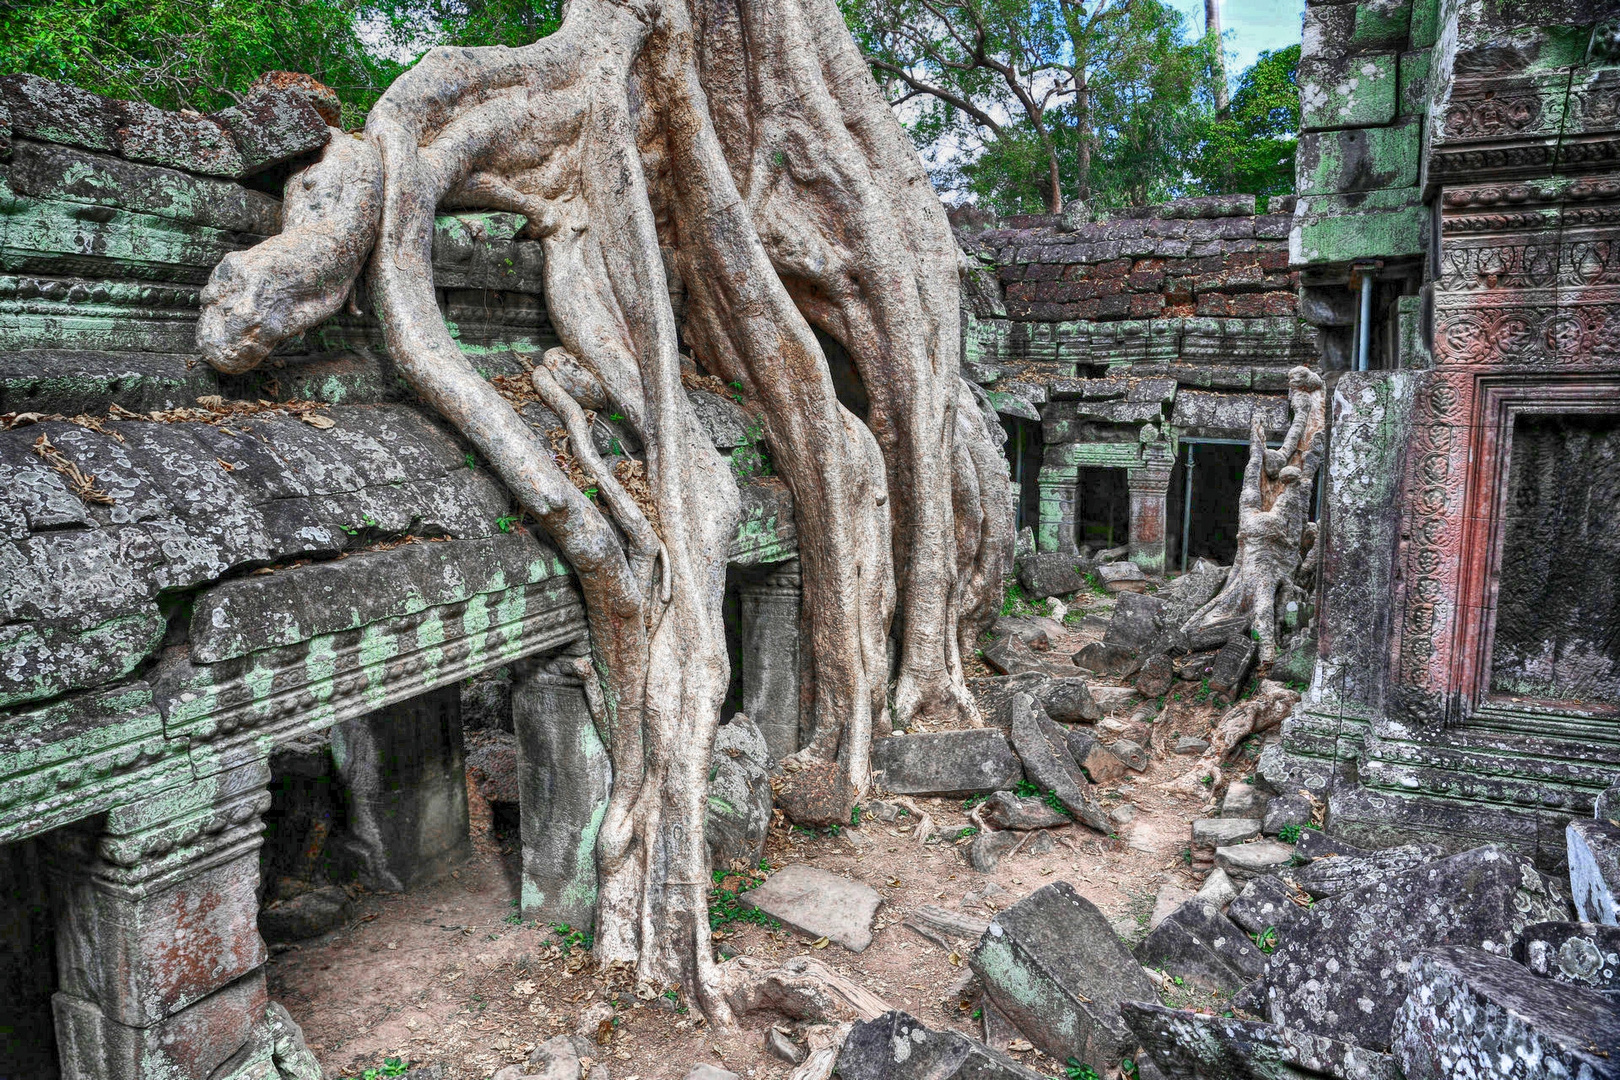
xmin=1 ymin=0 xmax=1619 ymax=1078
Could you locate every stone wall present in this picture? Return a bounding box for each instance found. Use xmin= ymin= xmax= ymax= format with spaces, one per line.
xmin=1271 ymin=0 xmax=1620 ymax=869
xmin=0 ymin=72 xmax=811 ymax=1080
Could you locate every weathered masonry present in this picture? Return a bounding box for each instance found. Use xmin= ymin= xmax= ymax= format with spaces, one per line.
xmin=1267 ymin=0 xmax=1620 ymax=867
xmin=956 ymin=196 xmax=1321 ymax=575
xmin=0 ymin=74 xmax=806 ymax=1080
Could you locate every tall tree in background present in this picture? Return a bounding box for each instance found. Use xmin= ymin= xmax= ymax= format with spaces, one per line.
xmin=1193 ymin=45 xmax=1299 ymax=203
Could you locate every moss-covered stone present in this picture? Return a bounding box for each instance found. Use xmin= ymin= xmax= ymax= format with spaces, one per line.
xmin=1301 ymin=54 xmax=1399 ymax=131
xmin=1298 ymin=120 xmax=1421 ymax=195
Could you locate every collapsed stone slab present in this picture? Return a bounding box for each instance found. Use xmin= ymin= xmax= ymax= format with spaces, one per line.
xmin=969 ymin=882 xmax=1158 ymax=1071
xmin=1568 ymin=819 xmax=1620 ymax=925
xmin=1294 ymin=843 xmax=1446 ymax=899
xmin=1261 ymin=845 xmax=1572 ymax=1050
xmin=738 ymin=865 xmax=882 ymax=952
xmin=1134 ymin=898 xmax=1267 ymax=995
xmin=1227 ymin=875 xmax=1299 ymax=936
xmin=835 ymin=1010 xmax=1046 ymax=1080
xmin=1390 ymin=946 xmax=1620 ymax=1080
xmin=1514 ymin=921 xmax=1620 ymax=997
xmin=1008 ymin=695 xmax=1109 ymax=832
xmin=871 ymin=729 xmax=1024 ymax=797
xmin=1122 ymin=1001 xmax=1401 ymax=1080
xmin=1018 ymin=553 xmax=1092 ymax=600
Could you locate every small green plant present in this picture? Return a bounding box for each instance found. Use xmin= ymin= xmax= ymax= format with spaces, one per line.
xmin=1250 ymin=926 xmax=1278 ymax=954
xmin=1180 ymin=846 xmax=1193 ymax=865
xmin=582 ymin=486 xmax=599 ymax=499
xmin=962 ymin=793 xmax=990 ymax=810
xmin=850 ymin=805 xmax=862 ymax=826
xmin=998 ymin=581 xmax=1053 ymax=618
xmin=1276 ymin=822 xmax=1319 ymax=844
xmin=465 ymin=452 xmax=477 ymax=469
xmin=1084 ymin=571 xmax=1108 ymax=597
xmin=609 ymin=413 xmax=625 ymax=422
xmin=496 ymin=514 xmax=522 ymax=533
xmin=340 ymin=1058 xmax=409 ymax=1080
xmin=1013 ymin=780 xmax=1072 ymax=818
xmin=709 ymin=868 xmax=780 ymax=932
xmin=825 ymin=823 xmax=842 ymax=837
xmin=1199 ymin=774 xmax=1214 ymax=786
xmin=971 ymin=1007 xmax=983 ymax=1020
xmin=552 ymin=923 xmax=594 ymax=954
xmin=727 ymin=380 xmax=745 ymax=404
xmin=504 ymin=899 xmax=523 ymax=925
xmin=339 ymin=513 xmax=379 ymax=536
xmin=731 ymin=418 xmax=774 ymax=480
xmin=1064 ymin=1057 xmax=1101 ymax=1080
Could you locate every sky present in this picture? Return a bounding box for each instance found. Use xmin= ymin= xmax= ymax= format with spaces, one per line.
xmin=1174 ymin=0 xmax=1306 ymax=75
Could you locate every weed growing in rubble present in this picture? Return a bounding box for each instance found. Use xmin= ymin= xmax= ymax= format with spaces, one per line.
xmin=1250 ymin=926 xmax=1278 ymax=954
xmin=708 ymin=868 xmax=780 ymax=933
xmin=999 ymin=581 xmax=1052 ymax=618
xmin=1064 ymin=1057 xmax=1102 ymax=1080
xmin=1276 ymin=823 xmax=1319 ymax=844
xmin=339 ymin=1057 xmax=409 ymax=1080
xmin=552 ymin=923 xmax=594 ymax=954
xmin=1014 ymin=780 xmax=1073 ymax=819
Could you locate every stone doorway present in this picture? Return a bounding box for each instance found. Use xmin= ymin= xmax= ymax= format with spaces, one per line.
xmin=1075 ymin=466 xmax=1129 ymax=550
xmin=1489 ymin=412 xmax=1620 ymax=710
xmin=0 ymin=834 xmax=60 ymax=1080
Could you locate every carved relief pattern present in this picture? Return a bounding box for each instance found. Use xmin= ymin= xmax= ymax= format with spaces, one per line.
xmin=1396 ymin=378 xmax=1468 ymax=690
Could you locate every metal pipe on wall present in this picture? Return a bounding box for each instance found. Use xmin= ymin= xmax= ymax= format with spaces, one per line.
xmin=1180 ymin=443 xmax=1195 ymax=574
xmin=1356 ymin=270 xmax=1374 ymax=372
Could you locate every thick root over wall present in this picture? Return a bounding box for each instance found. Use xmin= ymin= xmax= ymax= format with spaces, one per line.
xmin=197 ymin=0 xmax=1012 ymax=1021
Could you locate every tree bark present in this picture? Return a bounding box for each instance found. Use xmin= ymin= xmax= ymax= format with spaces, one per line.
xmin=197 ymin=0 xmax=1010 ymax=1017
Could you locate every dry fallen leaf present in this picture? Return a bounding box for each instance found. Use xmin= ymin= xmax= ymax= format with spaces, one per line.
xmin=301 ymin=412 xmax=336 ymax=429
xmin=810 ymin=937 xmax=830 ymax=949
xmin=1008 ymin=1040 xmax=1033 ymax=1053
xmin=947 ymin=950 xmax=962 ymax=967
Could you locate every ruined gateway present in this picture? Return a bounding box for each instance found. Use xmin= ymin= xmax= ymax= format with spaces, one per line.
xmin=1 ymin=0 xmax=1619 ymax=1077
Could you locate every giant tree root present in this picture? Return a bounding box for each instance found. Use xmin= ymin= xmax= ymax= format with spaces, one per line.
xmin=1163 ymin=681 xmax=1300 ymax=794
xmin=197 ymin=0 xmax=1011 ymax=1021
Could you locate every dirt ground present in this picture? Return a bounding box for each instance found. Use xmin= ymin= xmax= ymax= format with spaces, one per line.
xmin=271 ymin=588 xmax=1254 ymax=1080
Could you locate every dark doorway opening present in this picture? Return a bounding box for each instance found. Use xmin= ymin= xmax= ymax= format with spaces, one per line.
xmin=1490 ymin=412 xmax=1620 ymax=706
xmin=1076 ymin=467 xmax=1129 ymax=550
xmin=1168 ymin=442 xmax=1247 ymax=569
xmin=1001 ymin=417 xmax=1042 ymax=533
xmin=0 ymin=835 xmax=60 ymax=1080
xmin=813 ymin=329 xmax=869 ymax=421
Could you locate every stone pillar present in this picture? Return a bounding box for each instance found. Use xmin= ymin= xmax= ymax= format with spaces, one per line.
xmin=1035 ymin=465 xmax=1078 ymax=554
xmin=47 ymin=761 xmax=296 ymax=1080
xmin=330 ymin=685 xmax=470 ymax=892
xmin=1127 ymin=443 xmax=1174 ymax=575
xmin=512 ymin=655 xmax=611 ymax=930
xmin=738 ymin=560 xmax=802 ymax=763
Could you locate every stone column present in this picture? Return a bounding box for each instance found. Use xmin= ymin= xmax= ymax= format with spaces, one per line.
xmin=1035 ymin=464 xmax=1079 ymax=554
xmin=512 ymin=654 xmax=611 ymax=931
xmin=1127 ymin=443 xmax=1174 ymax=575
xmin=330 ymin=685 xmax=470 ymax=892
xmin=738 ymin=560 xmax=802 ymax=763
xmin=47 ymin=761 xmax=295 ymax=1080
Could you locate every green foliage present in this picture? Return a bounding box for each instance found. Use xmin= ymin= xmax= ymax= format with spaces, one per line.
xmin=1000 ymin=580 xmax=1052 ymax=618
xmin=1249 ymin=925 xmax=1278 ymax=954
xmin=1064 ymin=1057 xmax=1102 ymax=1080
xmin=962 ymin=792 xmax=990 ymax=810
xmin=340 ymin=1056 xmax=409 ymax=1080
xmin=1013 ymin=779 xmax=1072 ymax=818
xmin=709 ymin=868 xmax=780 ymax=932
xmin=731 ymin=418 xmax=774 ymax=481
xmin=552 ymin=923 xmax=593 ymax=954
xmin=339 ymin=513 xmax=379 ymax=536
xmin=955 ymin=826 xmax=979 ymax=840
xmin=1192 ymin=46 xmax=1300 ymax=204
xmin=495 ymin=513 xmax=521 ymax=533
xmin=1276 ymin=822 xmax=1319 ymax=844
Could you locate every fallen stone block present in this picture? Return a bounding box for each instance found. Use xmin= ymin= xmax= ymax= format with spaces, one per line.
xmin=1391 ymin=946 xmax=1620 ymax=1080
xmin=1295 ymin=843 xmax=1446 ymax=899
xmin=1196 ymin=868 xmax=1239 ymax=909
xmin=872 ymin=729 xmax=1024 ymax=797
xmin=1158 ymin=559 xmax=1228 ymax=626
xmin=835 ymin=1010 xmax=1046 ymax=1080
xmin=970 ymin=672 xmax=1050 ymax=729
xmin=738 ymin=865 xmax=882 ymax=952
xmin=984 ymin=632 xmax=1052 ymax=676
xmin=970 ymin=882 xmax=1159 ymax=1072
xmin=1135 ymin=899 xmax=1266 ymax=995
xmin=706 ymin=716 xmax=774 ymax=871
xmin=1088 ymin=686 xmax=1142 ymax=714
xmin=1105 ymin=592 xmax=1166 ymax=651
xmin=1568 ymin=818 xmax=1620 ymax=925
xmin=683 ymin=1066 xmax=741 ymax=1080
xmin=1514 ymin=921 xmax=1620 ymax=997
xmin=1214 ymin=841 xmax=1294 ymax=882
xmin=992 ymin=617 xmax=1051 ymax=651
xmin=1097 ymin=561 xmax=1148 ymax=593
xmin=1261 ymin=795 xmax=1312 ymax=835
xmin=1009 ymin=695 xmax=1110 ymax=832
xmin=1039 ymin=678 xmax=1102 ymax=722
xmin=1186 ymin=615 xmax=1250 ymax=652
xmin=1018 ymin=553 xmax=1091 ymax=600
xmin=1173 ymin=736 xmax=1210 ymax=756
xmin=1134 ymin=654 xmax=1175 ymax=697
xmin=1109 ymin=739 xmax=1148 ymax=772
xmin=1228 ymin=875 xmax=1299 ymax=936
xmin=970 ymin=829 xmax=1023 ymax=873
xmin=1293 ymin=829 xmax=1365 ymax=860
xmin=1262 ymin=845 xmax=1572 ymax=1050
xmin=765 ymin=1027 xmax=807 ymax=1065
xmin=1207 ymin=636 xmax=1257 ymax=697
xmin=257 ymin=885 xmax=352 ymax=943
xmin=1149 ymin=883 xmax=1196 ymax=931
xmin=1065 ymin=728 xmax=1129 ymax=786
xmin=979 ymin=791 xmax=1071 ymax=831
xmin=1123 ymin=1001 xmax=1401 ymax=1080
xmin=1072 ymin=640 xmax=1141 ymax=677
xmin=1221 ymin=781 xmax=1268 ymax=819
xmin=1193 ymin=818 xmax=1261 ymax=847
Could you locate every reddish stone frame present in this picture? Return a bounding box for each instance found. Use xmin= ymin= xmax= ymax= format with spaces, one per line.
xmin=1451 ymin=377 xmax=1620 ymax=719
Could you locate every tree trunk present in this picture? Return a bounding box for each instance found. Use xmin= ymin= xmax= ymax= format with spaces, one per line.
xmin=196 ymin=0 xmax=1011 ymax=1016
xmin=1206 ymin=0 xmax=1229 ymax=114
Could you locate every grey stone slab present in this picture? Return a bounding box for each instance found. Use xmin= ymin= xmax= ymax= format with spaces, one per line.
xmin=1295 ymin=844 xmax=1447 ymax=899
xmin=1071 ymin=641 xmax=1141 ymax=677
xmin=1569 ymin=819 xmax=1620 ymax=925
xmin=969 ymin=672 xmax=1051 ymax=729
xmin=1228 ymin=875 xmax=1299 ymax=936
xmin=706 ymin=716 xmax=773 ymax=871
xmin=1391 ymin=946 xmax=1620 ymax=1080
xmin=983 ymin=632 xmax=1053 ymax=676
xmin=872 ymin=729 xmax=1024 ymax=797
xmin=1105 ymin=592 xmax=1166 ymax=651
xmin=970 ymin=829 xmax=1023 ymax=873
xmin=1515 ymin=921 xmax=1620 ymax=997
xmin=970 ymin=882 xmax=1159 ymax=1071
xmin=1009 ymin=695 xmax=1109 ymax=832
xmin=1038 ymin=678 xmax=1102 ymax=723
xmin=1262 ymin=845 xmax=1572 ymax=1050
xmin=1262 ymin=796 xmax=1313 ymax=836
xmin=1220 ymin=782 xmax=1268 ymax=819
xmin=1215 ymin=841 xmax=1295 ymax=881
xmin=1293 ymin=829 xmax=1365 ymax=860
xmin=1194 ymin=818 xmax=1262 ymax=847
xmin=1197 ymin=868 xmax=1239 ymax=909
xmin=738 ymin=864 xmax=882 ymax=952
xmin=257 ymin=885 xmax=352 ymax=943
xmin=1018 ymin=552 xmax=1091 ymax=600
xmin=1597 ymin=781 xmax=1620 ymax=824
xmin=979 ymin=791 xmax=1071 ymax=831
xmin=1135 ymin=898 xmax=1266 ymax=995
xmin=835 ymin=1011 xmax=1046 ymax=1080
xmin=1123 ymin=1002 xmax=1401 ymax=1080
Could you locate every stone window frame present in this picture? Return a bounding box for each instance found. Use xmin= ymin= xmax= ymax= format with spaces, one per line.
xmin=1454 ymin=374 xmax=1620 ymax=726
